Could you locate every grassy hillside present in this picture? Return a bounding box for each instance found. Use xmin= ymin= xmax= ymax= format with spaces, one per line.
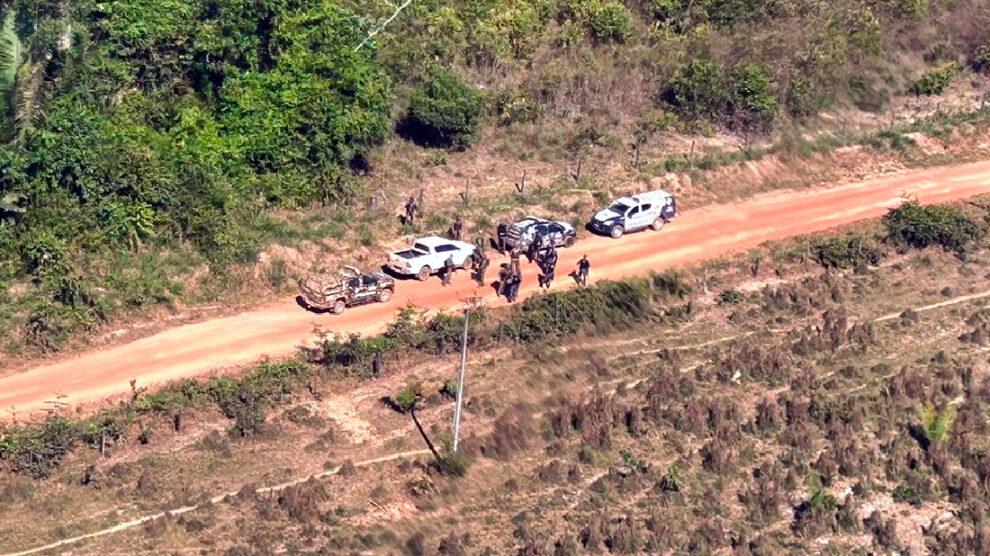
xmin=0 ymin=0 xmax=987 ymax=354
xmin=4 ymin=200 xmax=990 ymax=553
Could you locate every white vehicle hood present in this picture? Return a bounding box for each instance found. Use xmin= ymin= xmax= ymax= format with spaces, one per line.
xmin=593 ymin=208 xmax=622 ymax=222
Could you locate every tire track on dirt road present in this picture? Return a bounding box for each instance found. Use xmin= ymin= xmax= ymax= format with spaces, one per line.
xmin=3 ymin=160 xmax=990 ymax=417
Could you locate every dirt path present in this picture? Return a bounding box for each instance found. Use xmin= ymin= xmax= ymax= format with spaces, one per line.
xmin=1 ymin=449 xmax=432 ymax=556
xmin=3 ymin=160 xmax=990 ymax=417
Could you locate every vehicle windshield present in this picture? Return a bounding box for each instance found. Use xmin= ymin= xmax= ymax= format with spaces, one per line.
xmin=608 ymin=202 xmax=631 ymax=215
xmin=412 ymin=242 xmax=430 ymax=254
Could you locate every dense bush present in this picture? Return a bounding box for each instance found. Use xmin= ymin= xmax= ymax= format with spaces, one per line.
xmin=812 ymin=234 xmax=886 ymax=269
xmin=0 ymin=417 xmax=81 ymax=478
xmin=501 ymin=278 xmax=654 ymax=342
xmin=569 ymin=0 xmax=634 ymax=43
xmin=666 ymin=58 xmax=726 ymax=122
xmin=401 ymin=68 xmax=484 ymax=148
xmin=884 ymin=201 xmax=984 ymax=254
xmin=651 ymin=0 xmax=769 ymax=30
xmin=910 ymin=63 xmax=960 ymax=96
xmin=666 ymin=58 xmax=778 ymax=130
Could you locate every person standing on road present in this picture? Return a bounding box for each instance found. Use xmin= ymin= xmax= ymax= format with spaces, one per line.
xmin=510 ymin=248 xmax=521 ymax=276
xmin=497 ymin=263 xmax=511 ymax=298
xmin=527 ymin=231 xmax=543 ymax=262
xmin=507 ymin=267 xmax=522 ymax=302
xmin=474 ymin=249 xmax=490 ymax=286
xmin=576 ymin=254 xmax=590 ymax=286
xmin=441 ymin=256 xmax=455 ymax=286
xmin=540 ymin=246 xmax=557 ymax=289
xmin=496 ymin=221 xmax=508 ymax=254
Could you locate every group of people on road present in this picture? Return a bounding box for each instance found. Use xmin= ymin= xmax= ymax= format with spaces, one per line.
xmin=438 ymin=215 xmax=591 ymax=297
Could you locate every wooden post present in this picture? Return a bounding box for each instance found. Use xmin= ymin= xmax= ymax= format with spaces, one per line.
xmin=515 ymin=171 xmax=527 ymax=194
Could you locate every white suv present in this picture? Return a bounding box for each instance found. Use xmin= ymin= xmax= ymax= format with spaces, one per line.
xmin=589 ymin=190 xmax=677 ymax=239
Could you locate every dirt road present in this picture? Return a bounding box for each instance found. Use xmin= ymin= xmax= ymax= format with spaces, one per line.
xmin=3 ymin=160 xmax=990 ymax=417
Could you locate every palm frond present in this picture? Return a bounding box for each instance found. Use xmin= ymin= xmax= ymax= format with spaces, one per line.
xmin=10 ymin=58 xmax=45 ymax=142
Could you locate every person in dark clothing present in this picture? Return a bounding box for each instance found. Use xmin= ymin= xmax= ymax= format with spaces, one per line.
xmin=473 ymin=250 xmax=490 ymax=286
xmin=507 ymin=268 xmax=522 ymax=302
xmin=496 ymin=221 xmax=509 ymax=254
xmin=441 ymin=256 xmax=455 ymax=286
xmin=372 ymin=351 xmax=383 ymax=378
xmin=539 ymin=246 xmax=558 ymax=289
xmin=497 ymin=263 xmax=511 ymax=298
xmin=527 ymin=232 xmax=544 ymax=262
xmin=577 ymin=254 xmax=590 ymax=286
xmin=404 ymin=196 xmax=418 ymax=225
xmin=451 ymin=216 xmax=464 ymax=240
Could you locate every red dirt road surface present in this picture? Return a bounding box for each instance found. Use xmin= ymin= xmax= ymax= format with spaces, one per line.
xmin=4 ymin=160 xmax=990 ymax=417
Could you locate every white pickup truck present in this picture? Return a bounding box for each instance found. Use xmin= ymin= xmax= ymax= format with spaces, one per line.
xmin=387 ymin=236 xmax=476 ymax=281
xmin=589 ymin=189 xmax=677 ymax=239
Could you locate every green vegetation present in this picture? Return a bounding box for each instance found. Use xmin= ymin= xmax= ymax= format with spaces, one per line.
xmin=884 ymin=201 xmax=984 ymax=254
xmin=0 ymin=0 xmax=987 ymax=353
xmin=401 ymin=68 xmax=484 ymax=148
xmin=918 ymin=403 xmax=956 ymax=447
xmin=6 ymin=196 xmax=975 ymax=478
xmin=910 ymin=62 xmax=960 ymax=96
xmin=0 ymin=273 xmax=662 ymax=477
xmin=812 ymin=233 xmax=885 ymax=270
xmin=665 ymin=59 xmax=778 ymax=132
xmin=569 ymin=0 xmax=634 ymax=43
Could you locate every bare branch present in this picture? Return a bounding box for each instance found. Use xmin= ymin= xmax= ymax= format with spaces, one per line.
xmin=355 ymin=0 xmax=413 ymax=52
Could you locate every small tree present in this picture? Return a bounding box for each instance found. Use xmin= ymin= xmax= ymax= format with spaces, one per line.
xmin=665 ymin=58 xmax=725 ymax=122
xmin=393 ymin=382 xmax=441 ymax=462
xmin=401 ymin=69 xmax=484 ymax=149
xmin=727 ymin=63 xmax=777 ymax=133
xmin=910 ymin=62 xmax=960 ymax=96
xmin=919 ymin=403 xmax=956 ymax=448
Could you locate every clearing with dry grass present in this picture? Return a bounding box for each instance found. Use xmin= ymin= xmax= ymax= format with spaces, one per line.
xmin=4 ymin=200 xmax=990 ymax=554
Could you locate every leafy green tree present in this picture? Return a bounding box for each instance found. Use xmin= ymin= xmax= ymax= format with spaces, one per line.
xmin=666 ymin=58 xmax=726 ymax=121
xmin=401 ymin=68 xmax=483 ymax=148
xmin=727 ymin=63 xmax=777 ymax=131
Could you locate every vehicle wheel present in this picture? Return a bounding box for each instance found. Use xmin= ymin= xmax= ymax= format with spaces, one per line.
xmin=564 ymin=235 xmax=576 ymax=248
xmin=416 ymin=266 xmax=431 ymax=281
xmin=610 ymin=225 xmax=624 ymax=239
xmin=377 ymin=288 xmax=392 ymax=303
xmin=331 ymin=299 xmax=346 ymax=314
xmin=650 ymin=218 xmax=665 ymax=231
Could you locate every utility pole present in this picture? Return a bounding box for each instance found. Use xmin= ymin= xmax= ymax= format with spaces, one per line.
xmin=451 ymin=308 xmax=470 ymax=452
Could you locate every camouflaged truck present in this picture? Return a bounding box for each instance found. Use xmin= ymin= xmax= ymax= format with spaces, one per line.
xmin=300 ymin=266 xmax=395 ymax=314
